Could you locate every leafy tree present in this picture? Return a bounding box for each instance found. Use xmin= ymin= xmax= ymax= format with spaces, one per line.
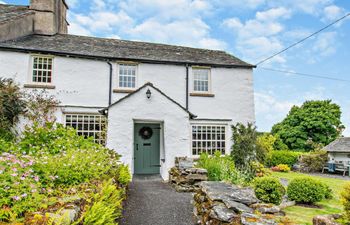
xmin=256 ymin=133 xmax=276 ymax=162
xmin=272 ymin=100 xmax=344 ymax=151
xmin=231 ymin=123 xmax=260 ymax=169
xmin=0 ymin=78 xmax=26 ymax=140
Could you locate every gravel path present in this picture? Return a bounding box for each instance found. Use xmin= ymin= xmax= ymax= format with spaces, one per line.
xmin=307 ymin=172 xmax=350 ymax=180
xmin=119 ymin=175 xmax=194 ymax=225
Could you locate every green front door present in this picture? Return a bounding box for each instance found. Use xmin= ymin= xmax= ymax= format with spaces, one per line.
xmin=134 ymin=123 xmax=160 ymax=174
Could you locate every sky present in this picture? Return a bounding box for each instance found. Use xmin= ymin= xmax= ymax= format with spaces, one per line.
xmin=2 ymin=0 xmax=350 ymax=135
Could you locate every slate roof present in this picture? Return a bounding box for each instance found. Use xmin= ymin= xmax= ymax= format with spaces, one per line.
xmin=101 ymin=82 xmax=197 ymax=118
xmin=0 ymin=4 xmax=34 ymax=25
xmin=324 ymin=137 xmax=350 ymax=153
xmin=0 ymin=34 xmax=254 ymax=68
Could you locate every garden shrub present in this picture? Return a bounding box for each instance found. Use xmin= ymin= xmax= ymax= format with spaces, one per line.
xmin=198 ymin=151 xmax=247 ymax=184
xmin=0 ymin=78 xmax=26 ymax=140
xmin=266 ymin=151 xmax=301 ymax=167
xmin=18 ymin=123 xmax=93 ymax=155
xmin=82 ymin=179 xmax=124 ymax=225
xmin=256 ymin=133 xmax=276 ymax=163
xmin=0 ymin=153 xmax=45 ymax=220
xmin=250 ymin=161 xmax=271 ymax=177
xmin=298 ymin=150 xmax=328 ymax=172
xmin=271 ymin=164 xmax=291 ymax=172
xmin=341 ymin=183 xmax=350 ymax=222
xmin=231 ymin=123 xmax=259 ymax=169
xmin=116 ymin=164 xmax=132 ymax=186
xmin=254 ymin=177 xmax=285 ymax=205
xmin=287 ymin=177 xmax=331 ymax=204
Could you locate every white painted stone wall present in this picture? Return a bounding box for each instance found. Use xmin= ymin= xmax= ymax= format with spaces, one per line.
xmin=0 ymin=51 xmax=254 ymax=123
xmin=106 ymin=84 xmax=191 ymax=179
xmin=329 ymin=152 xmax=350 ymax=163
xmin=0 ymin=50 xmax=255 ymax=178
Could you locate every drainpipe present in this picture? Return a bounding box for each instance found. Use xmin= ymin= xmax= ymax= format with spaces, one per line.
xmin=107 ymin=61 xmax=113 ymax=106
xmin=185 ymin=64 xmax=189 ymax=110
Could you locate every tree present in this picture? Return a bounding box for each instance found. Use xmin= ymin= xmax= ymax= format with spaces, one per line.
xmin=256 ymin=133 xmax=276 ymax=162
xmin=0 ymin=78 xmax=26 ymax=140
xmin=271 ymin=100 xmax=344 ymax=151
xmin=231 ymin=123 xmax=259 ymax=169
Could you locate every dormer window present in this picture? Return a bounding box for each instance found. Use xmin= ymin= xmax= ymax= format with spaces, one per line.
xmin=193 ymin=67 xmax=210 ymax=93
xmin=31 ymin=55 xmax=53 ymax=84
xmin=118 ymin=63 xmax=137 ymax=89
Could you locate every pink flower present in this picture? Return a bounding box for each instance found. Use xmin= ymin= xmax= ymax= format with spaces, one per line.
xmin=31 ymin=189 xmax=37 ymax=193
xmin=12 ymin=196 xmax=21 ymax=201
xmin=34 ymin=176 xmax=39 ymax=182
xmin=11 ymin=173 xmax=18 ymax=177
xmin=20 ymin=176 xmax=25 ymax=180
xmin=12 ymin=168 xmax=17 ymax=172
xmin=21 ymin=193 xmax=27 ymax=198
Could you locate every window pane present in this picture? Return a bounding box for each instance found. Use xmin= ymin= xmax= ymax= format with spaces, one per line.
xmin=191 ymin=125 xmax=226 ymax=155
xmin=193 ymin=68 xmax=209 ymax=92
xmin=65 ymin=114 xmax=107 ymax=145
xmin=32 ymin=56 xmax=53 ymax=83
xmin=118 ymin=64 xmax=137 ymax=88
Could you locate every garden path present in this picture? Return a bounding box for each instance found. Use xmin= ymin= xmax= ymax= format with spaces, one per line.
xmin=119 ymin=175 xmax=194 ymax=225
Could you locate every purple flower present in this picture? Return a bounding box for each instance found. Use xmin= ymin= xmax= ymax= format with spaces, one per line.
xmin=12 ymin=196 xmax=21 ymax=201
xmin=34 ymin=176 xmax=39 ymax=182
xmin=21 ymin=193 xmax=27 ymax=198
xmin=11 ymin=173 xmax=18 ymax=177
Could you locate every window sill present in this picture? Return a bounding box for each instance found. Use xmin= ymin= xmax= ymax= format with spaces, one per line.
xmin=190 ymin=92 xmax=215 ymax=97
xmin=113 ymin=88 xmax=135 ymax=93
xmin=23 ymin=84 xmax=56 ymax=89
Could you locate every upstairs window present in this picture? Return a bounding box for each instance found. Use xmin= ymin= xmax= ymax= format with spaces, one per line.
xmin=32 ymin=56 xmax=53 ymax=83
xmin=65 ymin=114 xmax=107 ymax=145
xmin=118 ymin=64 xmax=137 ymax=89
xmin=193 ymin=68 xmax=210 ymax=92
xmin=191 ymin=124 xmax=226 ymax=155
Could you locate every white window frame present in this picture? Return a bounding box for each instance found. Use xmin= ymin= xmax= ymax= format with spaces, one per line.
xmin=64 ymin=113 xmax=107 ymax=145
xmin=190 ymin=123 xmax=228 ymax=156
xmin=116 ymin=62 xmax=138 ymax=90
xmin=29 ymin=55 xmax=54 ymax=84
xmin=192 ymin=67 xmax=211 ymax=93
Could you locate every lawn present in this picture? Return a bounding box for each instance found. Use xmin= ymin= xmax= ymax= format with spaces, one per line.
xmin=271 ymin=172 xmax=350 ymax=225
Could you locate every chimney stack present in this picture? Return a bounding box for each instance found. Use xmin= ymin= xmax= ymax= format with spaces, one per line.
xmin=30 ymin=0 xmax=68 ymax=35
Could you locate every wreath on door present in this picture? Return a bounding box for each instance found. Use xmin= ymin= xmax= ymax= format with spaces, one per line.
xmin=139 ymin=127 xmax=153 ymax=140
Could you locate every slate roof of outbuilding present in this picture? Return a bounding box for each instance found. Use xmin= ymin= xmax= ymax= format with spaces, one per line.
xmin=0 ymin=4 xmax=34 ymax=24
xmin=324 ymin=137 xmax=350 ymax=153
xmin=0 ymin=33 xmax=254 ymax=67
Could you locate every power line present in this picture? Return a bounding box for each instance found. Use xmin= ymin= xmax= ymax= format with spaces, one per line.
xmin=255 ymin=12 xmax=350 ymax=66
xmin=259 ymin=67 xmax=350 ymax=82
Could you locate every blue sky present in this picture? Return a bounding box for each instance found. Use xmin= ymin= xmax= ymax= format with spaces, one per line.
xmin=3 ymin=0 xmax=350 ymax=135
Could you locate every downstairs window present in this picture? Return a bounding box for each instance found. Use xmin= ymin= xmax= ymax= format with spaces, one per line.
xmin=65 ymin=114 xmax=107 ymax=145
xmin=191 ymin=124 xmax=226 ymax=155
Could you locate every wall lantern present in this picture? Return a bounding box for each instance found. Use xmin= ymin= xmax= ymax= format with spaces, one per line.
xmin=146 ymin=88 xmax=152 ymax=99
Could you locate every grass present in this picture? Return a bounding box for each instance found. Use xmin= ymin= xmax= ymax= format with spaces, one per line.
xmin=271 ymin=172 xmax=350 ymax=225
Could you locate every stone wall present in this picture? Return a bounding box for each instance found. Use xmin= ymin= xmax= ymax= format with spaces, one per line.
xmin=194 ymin=181 xmax=282 ymax=225
xmin=0 ymin=14 xmax=34 ymax=42
xmin=169 ymin=157 xmax=208 ymax=192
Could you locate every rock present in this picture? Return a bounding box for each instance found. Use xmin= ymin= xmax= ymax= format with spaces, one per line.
xmin=169 ymin=157 xmax=208 ymax=192
xmin=251 ymin=203 xmax=280 ymax=214
xmin=223 ymin=198 xmax=254 ymax=213
xmin=200 ymin=181 xmax=259 ymax=205
xmin=313 ymin=215 xmax=341 ymax=225
xmin=241 ymin=213 xmax=278 ymax=225
xmin=209 ymin=203 xmax=239 ymax=222
xmin=47 ymin=205 xmax=80 ymax=225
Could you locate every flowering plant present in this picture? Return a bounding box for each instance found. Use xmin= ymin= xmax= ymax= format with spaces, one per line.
xmin=0 ymin=153 xmax=45 ymax=220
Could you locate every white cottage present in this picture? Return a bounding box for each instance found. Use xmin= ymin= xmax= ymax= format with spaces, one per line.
xmin=0 ymin=0 xmax=255 ymax=180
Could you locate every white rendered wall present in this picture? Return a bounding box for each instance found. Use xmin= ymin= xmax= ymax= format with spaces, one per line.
xmin=329 ymin=153 xmax=350 ymax=163
xmin=0 ymin=51 xmax=255 ymax=124
xmin=106 ymin=85 xmax=191 ymax=180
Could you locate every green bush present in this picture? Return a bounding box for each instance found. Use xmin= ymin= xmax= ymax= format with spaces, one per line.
xmin=298 ymin=150 xmax=328 ymax=172
xmin=82 ymin=180 xmax=124 ymax=225
xmin=0 ymin=153 xmax=45 ymax=220
xmin=266 ymin=151 xmax=301 ymax=167
xmin=18 ymin=123 xmax=94 ymax=155
xmin=287 ymin=178 xmax=331 ymax=204
xmin=0 ymin=78 xmax=26 ymax=140
xmin=254 ymin=177 xmax=285 ymax=205
xmin=341 ymin=183 xmax=350 ymax=222
xmin=198 ymin=151 xmax=247 ymax=184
